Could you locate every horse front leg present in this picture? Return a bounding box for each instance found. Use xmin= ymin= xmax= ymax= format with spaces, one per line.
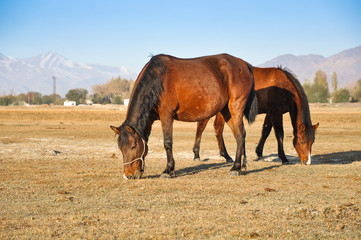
xmin=192 ymin=119 xmax=209 ymax=161
xmin=271 ymin=113 xmax=289 ymax=164
xmin=255 ymin=114 xmax=272 ymax=161
xmin=214 ymin=113 xmax=233 ymax=163
xmin=160 ymin=117 xmax=175 ymax=177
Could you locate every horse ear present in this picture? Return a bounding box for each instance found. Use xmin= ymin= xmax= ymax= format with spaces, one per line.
xmin=299 ymin=123 xmax=306 ymax=132
xmin=313 ymin=122 xmax=319 ymax=131
xmin=125 ymin=125 xmax=136 ymax=134
xmin=110 ymin=125 xmax=120 ymax=135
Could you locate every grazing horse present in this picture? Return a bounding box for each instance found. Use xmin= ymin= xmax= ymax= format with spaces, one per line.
xmin=192 ymin=67 xmax=319 ymax=165
xmin=110 ymin=54 xmax=257 ymax=179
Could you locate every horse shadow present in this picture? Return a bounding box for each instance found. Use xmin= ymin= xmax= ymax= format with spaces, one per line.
xmin=259 ymin=151 xmax=361 ymax=165
xmin=257 ymin=154 xmax=299 ymax=165
xmin=175 ymin=161 xmax=230 ymax=177
xmin=146 ymin=158 xmax=283 ymax=179
xmin=145 ymin=151 xmax=361 ymax=179
xmin=145 ymin=161 xmax=231 ymax=179
xmin=312 ymin=151 xmax=361 ymax=165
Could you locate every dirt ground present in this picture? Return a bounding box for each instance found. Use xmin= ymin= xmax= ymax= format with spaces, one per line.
xmin=0 ymin=103 xmax=360 ymax=239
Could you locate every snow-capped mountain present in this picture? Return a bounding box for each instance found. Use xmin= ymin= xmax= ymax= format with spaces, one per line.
xmin=0 ymin=52 xmax=136 ymax=96
xmin=1 ymin=46 xmax=361 ymax=96
xmin=258 ymin=45 xmax=361 ymax=88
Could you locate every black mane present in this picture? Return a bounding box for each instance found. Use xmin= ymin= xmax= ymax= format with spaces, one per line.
xmin=278 ymin=66 xmax=314 ymax=141
xmin=124 ymin=55 xmax=166 ymax=140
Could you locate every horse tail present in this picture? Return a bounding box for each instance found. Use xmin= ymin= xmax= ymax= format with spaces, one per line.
xmin=244 ymin=63 xmax=258 ymax=123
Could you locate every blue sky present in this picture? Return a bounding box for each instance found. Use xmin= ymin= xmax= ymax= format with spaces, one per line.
xmin=1 ymin=0 xmax=360 ymax=74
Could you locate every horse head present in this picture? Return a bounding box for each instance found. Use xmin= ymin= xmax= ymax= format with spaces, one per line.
xmin=294 ymin=122 xmax=319 ymax=165
xmin=110 ymin=125 xmax=148 ymax=179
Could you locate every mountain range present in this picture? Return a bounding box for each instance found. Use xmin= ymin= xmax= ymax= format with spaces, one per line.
xmin=258 ymin=45 xmax=361 ymax=89
xmin=0 ymin=52 xmax=136 ymax=96
xmin=1 ymin=45 xmax=360 ymax=96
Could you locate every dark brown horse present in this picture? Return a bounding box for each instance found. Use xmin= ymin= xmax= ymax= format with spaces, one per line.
xmin=192 ymin=67 xmax=319 ymax=165
xmin=110 ymin=54 xmax=257 ymax=179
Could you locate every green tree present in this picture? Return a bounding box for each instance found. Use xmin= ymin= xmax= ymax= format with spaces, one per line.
xmin=302 ymin=79 xmax=314 ymax=102
xmin=65 ymin=88 xmax=88 ymax=105
xmin=49 ymin=94 xmax=63 ymax=105
xmin=92 ymin=76 xmax=131 ymax=104
xmin=351 ymin=79 xmax=361 ymax=102
xmin=114 ymin=96 xmax=123 ymax=105
xmin=331 ymin=72 xmax=337 ymax=92
xmin=0 ymin=94 xmax=16 ymax=106
xmin=26 ymin=92 xmax=42 ymax=105
xmin=16 ymin=93 xmax=26 ymax=103
xmin=92 ymin=93 xmax=110 ymax=104
xmin=331 ymin=88 xmax=350 ymax=103
xmin=304 ymin=70 xmax=330 ymax=103
xmin=42 ymin=95 xmax=53 ymax=104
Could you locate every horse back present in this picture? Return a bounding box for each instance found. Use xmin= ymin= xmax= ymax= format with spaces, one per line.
xmin=253 ymin=67 xmax=299 ymax=114
xmin=156 ymin=54 xmax=254 ymax=121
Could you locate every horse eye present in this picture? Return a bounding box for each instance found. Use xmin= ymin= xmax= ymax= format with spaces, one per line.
xmin=131 ymin=144 xmax=137 ymax=150
xmin=298 ymin=138 xmax=305 ymax=144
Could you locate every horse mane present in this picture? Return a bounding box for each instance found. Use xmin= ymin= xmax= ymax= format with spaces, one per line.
xmin=124 ymin=55 xmax=166 ymax=140
xmin=277 ymin=66 xmax=314 ymax=141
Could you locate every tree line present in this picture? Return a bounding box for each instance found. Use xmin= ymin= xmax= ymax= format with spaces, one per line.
xmin=0 ymin=92 xmax=64 ymax=106
xmin=64 ymin=76 xmax=134 ymax=105
xmin=302 ymin=70 xmax=361 ymax=103
xmin=0 ymin=76 xmax=133 ymax=106
xmin=1 ymin=72 xmax=361 ymax=106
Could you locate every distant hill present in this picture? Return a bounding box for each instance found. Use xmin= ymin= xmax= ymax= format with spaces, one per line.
xmin=1 ymin=46 xmax=360 ymax=96
xmin=258 ymin=45 xmax=361 ymax=89
xmin=0 ymin=52 xmax=136 ymax=96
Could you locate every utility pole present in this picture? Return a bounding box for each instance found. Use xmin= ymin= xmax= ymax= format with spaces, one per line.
xmin=53 ymin=76 xmax=56 ymax=105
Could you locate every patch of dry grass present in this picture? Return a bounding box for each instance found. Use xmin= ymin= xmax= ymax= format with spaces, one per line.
xmin=0 ymin=104 xmax=360 ymax=239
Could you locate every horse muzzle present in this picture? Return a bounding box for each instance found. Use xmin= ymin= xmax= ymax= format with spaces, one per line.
xmin=123 ymin=170 xmax=142 ymax=180
xmin=300 ymin=154 xmax=312 ymax=165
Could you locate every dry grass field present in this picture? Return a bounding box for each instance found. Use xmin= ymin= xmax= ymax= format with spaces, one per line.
xmin=0 ymin=103 xmax=360 ymax=239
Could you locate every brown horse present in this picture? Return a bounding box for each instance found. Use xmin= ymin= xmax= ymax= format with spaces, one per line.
xmin=192 ymin=67 xmax=319 ymax=165
xmin=110 ymin=54 xmax=257 ymax=179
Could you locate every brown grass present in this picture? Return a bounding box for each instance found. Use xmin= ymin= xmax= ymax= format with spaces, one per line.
xmin=0 ymin=103 xmax=360 ymax=239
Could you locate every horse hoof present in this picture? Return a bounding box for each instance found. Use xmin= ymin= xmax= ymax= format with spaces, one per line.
xmin=254 ymin=156 xmax=264 ymax=161
xmin=161 ymin=171 xmax=175 ymax=178
xmin=229 ymin=171 xmax=240 ymax=176
xmin=226 ymin=158 xmax=234 ymax=163
xmin=193 ymin=158 xmax=201 ymax=161
xmin=160 ymin=173 xmax=172 ymax=178
xmin=282 ymin=160 xmax=289 ymax=165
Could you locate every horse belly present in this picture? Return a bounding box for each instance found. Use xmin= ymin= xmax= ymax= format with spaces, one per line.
xmin=176 ymin=96 xmax=225 ymax=121
xmin=175 ymin=80 xmax=226 ymax=122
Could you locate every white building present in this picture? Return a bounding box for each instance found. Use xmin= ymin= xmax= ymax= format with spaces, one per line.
xmin=124 ymin=99 xmax=129 ymax=106
xmin=64 ymin=100 xmax=76 ymax=106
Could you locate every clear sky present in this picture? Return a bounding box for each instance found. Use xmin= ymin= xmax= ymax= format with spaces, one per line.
xmin=1 ymin=0 xmax=360 ymax=74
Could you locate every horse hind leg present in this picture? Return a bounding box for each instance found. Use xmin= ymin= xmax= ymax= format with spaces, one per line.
xmin=193 ymin=119 xmax=209 ymax=161
xmin=242 ymin=125 xmax=247 ymax=168
xmin=214 ymin=113 xmax=233 ymax=163
xmin=221 ymin=105 xmax=247 ymax=176
xmin=230 ymin=121 xmax=247 ymax=175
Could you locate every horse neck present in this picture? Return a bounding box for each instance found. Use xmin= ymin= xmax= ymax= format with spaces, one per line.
xmin=124 ymin=56 xmax=165 ymax=141
xmin=125 ymin=93 xmax=154 ymax=141
xmin=293 ymin=96 xmax=304 ymax=128
xmin=291 ymin=93 xmax=312 ymax=138
xmin=279 ymin=67 xmax=313 ymax=140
